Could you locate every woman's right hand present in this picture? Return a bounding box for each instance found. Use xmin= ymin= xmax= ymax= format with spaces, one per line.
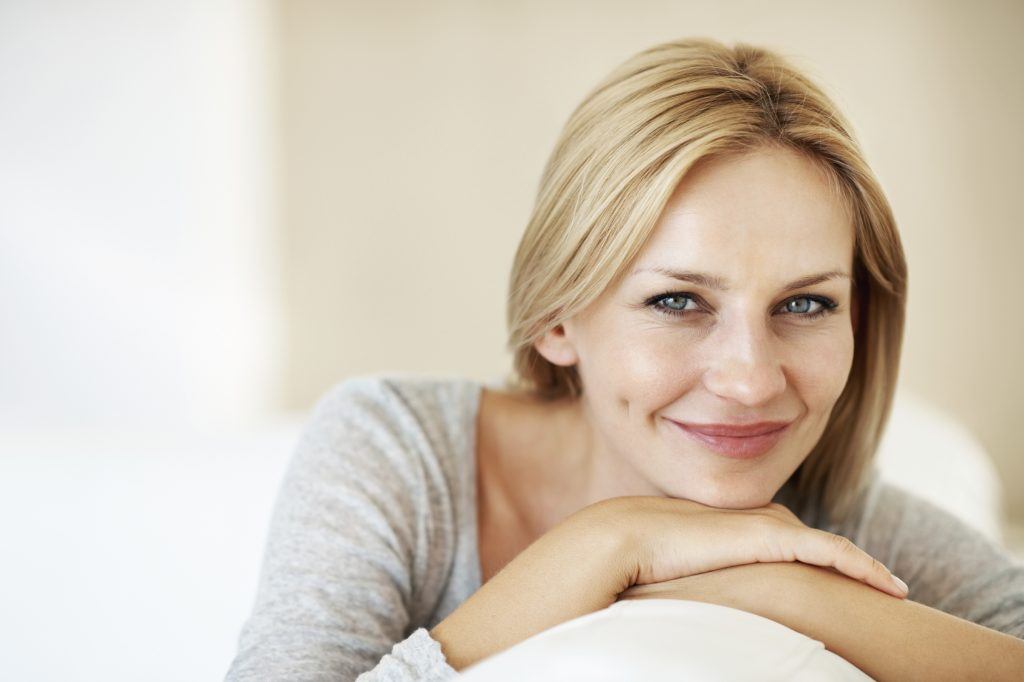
xmin=430 ymin=494 xmax=906 ymax=671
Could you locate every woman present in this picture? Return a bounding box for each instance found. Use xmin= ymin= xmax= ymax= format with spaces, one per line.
xmin=226 ymin=38 xmax=1024 ymax=680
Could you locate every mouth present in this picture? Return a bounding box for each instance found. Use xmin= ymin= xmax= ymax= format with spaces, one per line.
xmin=665 ymin=418 xmax=793 ymax=459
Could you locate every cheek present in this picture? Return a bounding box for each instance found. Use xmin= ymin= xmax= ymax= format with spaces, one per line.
xmin=785 ymin=326 xmax=855 ymax=408
xmin=585 ymin=324 xmax=704 ymax=411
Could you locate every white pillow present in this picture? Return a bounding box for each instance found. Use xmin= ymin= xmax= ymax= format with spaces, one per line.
xmin=459 ymin=599 xmax=871 ymax=682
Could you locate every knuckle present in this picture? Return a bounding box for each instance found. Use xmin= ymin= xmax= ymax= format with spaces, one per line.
xmin=828 ymin=532 xmax=855 ymax=553
xmin=868 ymin=555 xmax=888 ymax=575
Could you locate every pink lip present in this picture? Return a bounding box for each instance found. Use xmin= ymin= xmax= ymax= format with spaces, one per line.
xmin=666 ymin=418 xmax=793 ymax=459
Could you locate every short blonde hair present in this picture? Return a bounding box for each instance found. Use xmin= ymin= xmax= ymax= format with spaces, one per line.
xmin=504 ymin=37 xmax=908 ymax=526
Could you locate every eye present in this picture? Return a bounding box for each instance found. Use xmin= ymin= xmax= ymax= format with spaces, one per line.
xmin=776 ymin=295 xmax=839 ymax=320
xmin=645 ymin=292 xmax=703 ymax=317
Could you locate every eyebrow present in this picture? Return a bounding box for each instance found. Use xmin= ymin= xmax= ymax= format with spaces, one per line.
xmin=631 ymin=267 xmax=852 ymax=292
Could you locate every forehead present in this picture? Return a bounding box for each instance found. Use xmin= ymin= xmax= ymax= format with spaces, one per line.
xmin=634 ymin=146 xmax=855 ymax=281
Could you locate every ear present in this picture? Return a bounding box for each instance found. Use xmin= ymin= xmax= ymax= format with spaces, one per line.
xmin=533 ymin=322 xmax=580 ymax=368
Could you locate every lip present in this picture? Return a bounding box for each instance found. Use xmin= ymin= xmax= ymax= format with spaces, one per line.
xmin=665 ymin=418 xmax=793 ymax=459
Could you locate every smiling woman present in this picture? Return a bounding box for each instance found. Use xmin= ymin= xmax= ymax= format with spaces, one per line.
xmin=225 ymin=37 xmax=1024 ymax=682
xmin=504 ymin=45 xmax=904 ymax=526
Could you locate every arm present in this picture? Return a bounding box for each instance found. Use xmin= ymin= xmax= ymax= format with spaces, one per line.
xmin=619 ymin=561 xmax=1024 ymax=681
xmin=430 ymin=512 xmax=630 ymax=671
xmin=225 ymin=378 xmax=458 ymax=682
xmin=842 ymin=481 xmax=1024 ymax=638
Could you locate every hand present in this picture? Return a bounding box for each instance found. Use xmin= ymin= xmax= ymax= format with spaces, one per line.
xmin=577 ymin=495 xmax=908 ymax=599
xmin=432 ymin=495 xmax=905 ymax=671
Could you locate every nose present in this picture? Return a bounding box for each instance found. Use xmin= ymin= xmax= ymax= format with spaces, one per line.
xmin=701 ymin=315 xmax=787 ymax=407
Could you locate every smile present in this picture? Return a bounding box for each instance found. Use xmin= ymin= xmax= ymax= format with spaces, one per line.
xmin=665 ymin=418 xmax=793 ymax=459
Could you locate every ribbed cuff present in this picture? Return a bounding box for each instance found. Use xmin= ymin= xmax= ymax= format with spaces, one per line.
xmin=356 ymin=627 xmax=459 ymax=681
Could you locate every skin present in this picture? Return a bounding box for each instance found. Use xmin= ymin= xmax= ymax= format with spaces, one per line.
xmin=489 ymin=142 xmax=859 ymax=541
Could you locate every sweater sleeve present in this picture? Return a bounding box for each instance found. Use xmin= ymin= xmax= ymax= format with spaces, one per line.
xmin=224 ymin=377 xmax=460 ymax=681
xmin=846 ymin=480 xmax=1024 ymax=639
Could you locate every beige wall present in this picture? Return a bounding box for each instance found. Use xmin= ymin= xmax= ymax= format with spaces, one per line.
xmin=275 ymin=0 xmax=1024 ymax=518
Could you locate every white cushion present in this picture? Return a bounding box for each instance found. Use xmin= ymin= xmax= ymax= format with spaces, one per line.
xmin=460 ymin=598 xmax=871 ymax=681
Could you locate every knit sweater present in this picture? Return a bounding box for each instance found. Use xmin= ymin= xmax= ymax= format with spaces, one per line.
xmin=224 ymin=374 xmax=1024 ymax=680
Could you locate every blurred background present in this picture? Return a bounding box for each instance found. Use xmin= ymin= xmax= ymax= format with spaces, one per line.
xmin=1 ymin=1 xmax=1021 ymax=680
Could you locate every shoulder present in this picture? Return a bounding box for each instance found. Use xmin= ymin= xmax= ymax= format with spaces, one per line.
xmin=297 ymin=372 xmax=482 ymax=480
xmin=852 ymin=478 xmax=1024 ymax=631
xmin=858 ymin=478 xmax=1006 ymax=554
xmin=312 ymin=372 xmax=480 ymax=425
xmin=836 ymin=473 xmax=1019 ymax=578
xmin=830 ymin=470 xmax=950 ymax=541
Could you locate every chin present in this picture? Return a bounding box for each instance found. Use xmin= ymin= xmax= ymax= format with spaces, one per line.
xmin=674 ymin=484 xmax=773 ymax=510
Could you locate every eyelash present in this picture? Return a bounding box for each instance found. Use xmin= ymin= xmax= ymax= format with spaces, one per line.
xmin=644 ymin=291 xmax=840 ymax=321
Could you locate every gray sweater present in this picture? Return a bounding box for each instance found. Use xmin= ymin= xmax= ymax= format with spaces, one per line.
xmin=224 ymin=374 xmax=1024 ymax=681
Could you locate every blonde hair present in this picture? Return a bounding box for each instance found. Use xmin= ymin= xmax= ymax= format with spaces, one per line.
xmin=504 ymin=37 xmax=907 ymax=526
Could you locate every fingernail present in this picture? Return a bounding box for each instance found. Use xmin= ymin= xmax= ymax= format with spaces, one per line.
xmin=891 ymin=574 xmax=909 ymax=594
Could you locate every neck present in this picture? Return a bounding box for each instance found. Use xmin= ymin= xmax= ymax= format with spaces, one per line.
xmin=512 ymin=392 xmax=662 ymax=536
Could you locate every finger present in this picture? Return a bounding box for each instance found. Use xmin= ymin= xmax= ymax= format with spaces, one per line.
xmin=765 ymin=522 xmax=908 ymax=598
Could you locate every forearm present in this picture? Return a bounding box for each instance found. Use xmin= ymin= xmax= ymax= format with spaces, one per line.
xmin=619 ymin=562 xmax=1024 ymax=681
xmin=431 ymin=516 xmax=630 ymax=671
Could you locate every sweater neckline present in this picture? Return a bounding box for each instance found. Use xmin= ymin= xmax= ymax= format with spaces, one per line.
xmin=467 ymin=378 xmax=485 ymax=591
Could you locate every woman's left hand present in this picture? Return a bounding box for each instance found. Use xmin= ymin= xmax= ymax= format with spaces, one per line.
xmin=617 ymin=502 xmax=841 ymax=604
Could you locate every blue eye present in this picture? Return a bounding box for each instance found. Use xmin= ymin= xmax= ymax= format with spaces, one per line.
xmin=646 ymin=292 xmax=703 ymax=317
xmin=654 ymin=294 xmax=699 ymax=313
xmin=784 ymin=297 xmax=822 ymax=315
xmin=778 ymin=296 xmax=840 ymax=319
xmin=645 ymin=292 xmax=838 ymax=320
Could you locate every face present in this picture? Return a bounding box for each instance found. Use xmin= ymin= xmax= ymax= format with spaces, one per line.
xmin=536 ymin=144 xmax=857 ymax=509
